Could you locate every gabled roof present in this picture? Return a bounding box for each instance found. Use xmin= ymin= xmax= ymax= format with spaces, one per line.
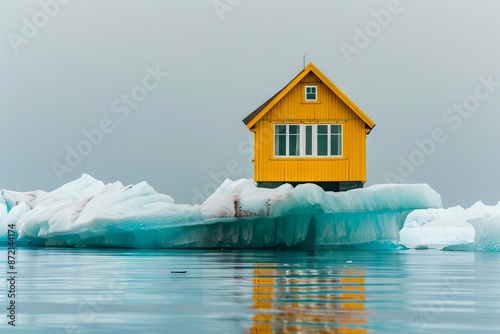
xmin=243 ymin=63 xmax=376 ymax=132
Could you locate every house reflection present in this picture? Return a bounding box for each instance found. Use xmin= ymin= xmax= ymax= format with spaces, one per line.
xmin=249 ymin=265 xmax=367 ymax=334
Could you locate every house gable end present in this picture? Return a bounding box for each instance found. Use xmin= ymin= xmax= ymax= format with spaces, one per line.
xmin=243 ymin=63 xmax=375 ymax=132
xmin=262 ymin=72 xmax=362 ymax=123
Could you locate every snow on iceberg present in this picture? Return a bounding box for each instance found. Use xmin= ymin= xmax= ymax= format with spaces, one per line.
xmin=0 ymin=174 xmax=442 ymax=249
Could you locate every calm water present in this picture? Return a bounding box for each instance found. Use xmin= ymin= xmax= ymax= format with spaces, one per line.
xmin=1 ymin=247 xmax=500 ymax=334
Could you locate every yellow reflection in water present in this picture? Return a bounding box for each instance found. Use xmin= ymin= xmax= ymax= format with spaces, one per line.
xmin=249 ymin=265 xmax=367 ymax=334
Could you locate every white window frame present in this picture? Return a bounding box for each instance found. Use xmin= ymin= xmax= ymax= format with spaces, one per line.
xmin=274 ymin=124 xmax=343 ymax=158
xmin=274 ymin=124 xmax=301 ymax=157
xmin=304 ymin=85 xmax=317 ymax=101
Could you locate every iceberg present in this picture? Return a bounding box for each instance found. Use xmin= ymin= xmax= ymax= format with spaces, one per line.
xmin=400 ymin=206 xmax=475 ymax=247
xmin=400 ymin=201 xmax=500 ymax=252
xmin=0 ymin=174 xmax=442 ymax=249
xmin=442 ymin=203 xmax=500 ymax=252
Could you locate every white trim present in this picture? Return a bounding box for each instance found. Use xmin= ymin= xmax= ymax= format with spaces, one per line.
xmin=304 ymin=85 xmax=317 ymax=101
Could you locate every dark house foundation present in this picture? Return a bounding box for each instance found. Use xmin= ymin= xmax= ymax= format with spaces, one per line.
xmin=257 ymin=181 xmax=364 ymax=192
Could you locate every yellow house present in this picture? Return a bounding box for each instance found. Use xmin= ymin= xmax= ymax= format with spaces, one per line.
xmin=243 ymin=63 xmax=375 ymax=191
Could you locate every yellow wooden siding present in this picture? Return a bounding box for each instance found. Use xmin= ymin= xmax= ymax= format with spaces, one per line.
xmin=254 ymin=73 xmax=367 ymax=183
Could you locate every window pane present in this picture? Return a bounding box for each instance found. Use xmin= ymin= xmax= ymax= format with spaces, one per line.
xmin=318 ymin=134 xmax=328 ymax=156
xmin=331 ymin=134 xmax=341 ymax=156
xmin=318 ymin=125 xmax=327 ymax=134
xmin=305 ymin=126 xmax=312 ymax=155
xmin=289 ymin=125 xmax=300 ymax=135
xmin=287 ymin=125 xmax=300 ymax=156
xmin=330 ymin=125 xmax=342 ymax=156
xmin=275 ymin=125 xmax=287 ymax=156
xmin=331 ymin=125 xmax=341 ymax=134
xmin=289 ymin=134 xmax=300 ymax=156
xmin=275 ymin=134 xmax=287 ymax=156
xmin=275 ymin=125 xmax=286 ymax=135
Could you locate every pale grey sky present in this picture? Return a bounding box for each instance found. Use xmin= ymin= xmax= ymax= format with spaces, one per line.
xmin=1 ymin=0 xmax=500 ymax=207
